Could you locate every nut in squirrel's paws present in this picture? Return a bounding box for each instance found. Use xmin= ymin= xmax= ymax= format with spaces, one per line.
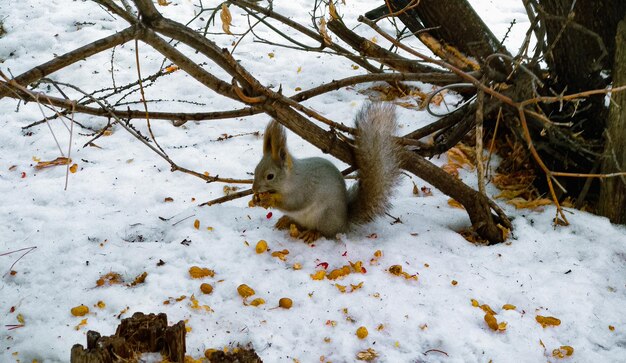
xmin=249 ymin=192 xmax=282 ymax=209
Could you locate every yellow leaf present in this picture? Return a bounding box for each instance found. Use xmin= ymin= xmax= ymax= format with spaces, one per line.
xmin=335 ymin=284 xmax=347 ymax=293
xmin=220 ymin=3 xmax=233 ymax=35
xmin=328 ymin=0 xmax=339 ymax=19
xmin=311 ymin=270 xmax=326 ymax=280
xmin=193 ymin=219 xmax=200 ymax=229
xmin=128 ymin=271 xmax=147 ymax=286
xmin=268 ymin=52 xmax=275 ymax=58
xmin=552 ymin=345 xmax=574 ymax=358
xmin=471 ymin=299 xmax=479 ymax=307
xmin=96 ymin=301 xmax=106 ymax=309
xmin=297 ymin=66 xmax=302 ymax=73
xmin=71 ymin=305 xmax=89 ymax=317
xmin=157 ymin=0 xmax=170 ymax=5
xmin=351 ymin=64 xmax=359 ymax=70
xmin=16 ymin=314 xmax=25 ymax=324
xmin=502 ymin=304 xmax=516 ymax=310
xmin=293 ymin=263 xmax=302 ymax=270
xmin=69 ymin=163 xmax=78 ymax=173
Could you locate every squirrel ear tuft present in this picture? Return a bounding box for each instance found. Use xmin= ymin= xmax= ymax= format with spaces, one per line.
xmin=264 ymin=120 xmax=290 ymax=166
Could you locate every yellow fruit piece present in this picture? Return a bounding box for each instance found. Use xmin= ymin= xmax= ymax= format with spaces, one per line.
xmin=484 ymin=313 xmax=498 ymax=331
xmin=255 ymin=240 xmax=268 ymax=254
xmin=74 ymin=318 xmax=88 ymax=330
xmin=552 ymin=345 xmax=574 ymax=358
xmin=502 ymin=304 xmax=516 ymax=310
xmin=279 ymin=297 xmax=293 ymax=309
xmin=311 ymin=270 xmax=326 ymax=280
xmin=249 ymin=298 xmax=265 ymax=306
xmin=271 ymin=249 xmax=289 ymax=261
xmin=71 ymin=305 xmax=89 ymax=317
xmin=536 ymin=315 xmax=561 ymax=328
xmin=200 ymin=283 xmax=213 ymax=294
xmin=480 ymin=304 xmax=497 ymax=315
xmin=189 ymin=266 xmax=215 ymax=279
xmin=193 ymin=219 xmax=200 ymax=229
xmin=356 ymin=326 xmax=368 ymax=339
xmin=237 ymin=284 xmax=255 ymax=298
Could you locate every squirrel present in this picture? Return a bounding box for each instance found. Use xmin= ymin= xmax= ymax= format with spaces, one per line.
xmin=251 ymin=102 xmax=402 ymax=242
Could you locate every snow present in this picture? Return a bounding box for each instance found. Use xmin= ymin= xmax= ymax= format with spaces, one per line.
xmin=1 ymin=0 xmax=625 ymax=362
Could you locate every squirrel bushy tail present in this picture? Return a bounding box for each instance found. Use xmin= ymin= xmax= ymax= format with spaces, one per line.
xmin=347 ymin=102 xmax=402 ymax=224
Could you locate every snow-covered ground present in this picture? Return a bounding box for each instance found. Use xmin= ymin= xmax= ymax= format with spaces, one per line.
xmin=1 ymin=0 xmax=625 ymax=362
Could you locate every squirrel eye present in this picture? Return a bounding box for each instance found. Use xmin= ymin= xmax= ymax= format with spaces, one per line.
xmin=266 ymin=173 xmax=274 ymax=180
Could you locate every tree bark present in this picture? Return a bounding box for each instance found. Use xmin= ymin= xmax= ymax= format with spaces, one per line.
xmin=384 ymin=0 xmax=509 ymax=74
xmin=539 ymin=0 xmax=626 ymax=138
xmin=598 ymin=14 xmax=626 ymax=224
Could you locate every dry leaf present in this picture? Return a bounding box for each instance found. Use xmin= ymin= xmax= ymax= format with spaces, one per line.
xmin=220 ymin=3 xmax=233 ymax=35
xmin=34 ymin=157 xmax=71 ymax=170
xmin=319 ymin=17 xmax=332 ymax=46
xmin=128 ymin=272 xmax=147 ymax=286
xmin=356 ymin=348 xmax=378 ymax=361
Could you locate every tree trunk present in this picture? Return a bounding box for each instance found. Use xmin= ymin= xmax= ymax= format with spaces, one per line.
xmin=598 ymin=14 xmax=626 ymax=224
xmin=539 ymin=0 xmax=626 ymax=138
xmin=384 ymin=0 xmax=510 ymax=73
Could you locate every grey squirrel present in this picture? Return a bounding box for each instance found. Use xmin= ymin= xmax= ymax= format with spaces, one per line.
xmin=251 ymin=102 xmax=402 ymax=242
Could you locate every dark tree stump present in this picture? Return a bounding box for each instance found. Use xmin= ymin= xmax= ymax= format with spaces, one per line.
xmin=70 ymin=312 xmax=186 ymax=363
xmin=598 ymin=14 xmax=626 ymax=224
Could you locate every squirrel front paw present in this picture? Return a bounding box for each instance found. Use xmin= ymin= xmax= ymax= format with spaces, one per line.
xmin=275 ymin=216 xmax=294 ymax=230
